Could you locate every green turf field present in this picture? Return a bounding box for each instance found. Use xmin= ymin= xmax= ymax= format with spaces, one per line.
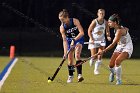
xmin=0 ymin=57 xmax=140 ymax=93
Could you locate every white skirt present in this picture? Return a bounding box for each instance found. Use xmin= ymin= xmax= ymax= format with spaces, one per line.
xmin=114 ymin=42 xmax=133 ymax=58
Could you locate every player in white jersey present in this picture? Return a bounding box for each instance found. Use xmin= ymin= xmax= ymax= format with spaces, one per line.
xmin=88 ymin=9 xmax=111 ymax=75
xmin=99 ymin=14 xmax=133 ymax=85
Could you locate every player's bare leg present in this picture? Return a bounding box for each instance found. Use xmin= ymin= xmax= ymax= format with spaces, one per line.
xmin=75 ymin=44 xmax=84 ymax=82
xmin=67 ymin=50 xmax=75 ymax=83
xmin=109 ymin=52 xmax=120 ymax=82
xmin=115 ymin=52 xmax=129 ymax=85
xmin=89 ymin=48 xmax=96 ymax=67
xmin=94 ymin=46 xmax=104 ymax=75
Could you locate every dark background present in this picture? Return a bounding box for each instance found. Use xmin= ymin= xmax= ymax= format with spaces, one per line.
xmin=0 ymin=0 xmax=139 ymax=58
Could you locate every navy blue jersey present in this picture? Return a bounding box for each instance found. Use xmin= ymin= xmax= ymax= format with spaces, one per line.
xmin=63 ymin=18 xmax=79 ymax=38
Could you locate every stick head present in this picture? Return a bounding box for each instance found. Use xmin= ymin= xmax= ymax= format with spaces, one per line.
xmin=48 ymin=77 xmax=52 ymax=80
xmin=48 ymin=77 xmax=53 ymax=83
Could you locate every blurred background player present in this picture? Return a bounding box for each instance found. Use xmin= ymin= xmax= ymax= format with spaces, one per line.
xmin=99 ymin=14 xmax=133 ymax=85
xmin=88 ymin=9 xmax=111 ymax=75
xmin=59 ymin=9 xmax=84 ymax=83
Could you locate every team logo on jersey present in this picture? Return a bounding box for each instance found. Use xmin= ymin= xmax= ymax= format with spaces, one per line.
xmin=96 ymin=31 xmax=103 ymax=35
xmin=95 ymin=27 xmax=104 ymax=35
xmin=119 ymin=37 xmax=127 ymax=44
xmin=66 ymin=27 xmax=78 ymax=33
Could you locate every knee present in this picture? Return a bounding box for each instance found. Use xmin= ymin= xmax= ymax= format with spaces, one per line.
xmin=109 ymin=62 xmax=115 ymax=68
xmin=109 ymin=65 xmax=114 ymax=68
xmin=68 ymin=60 xmax=73 ymax=65
xmin=97 ymin=55 xmax=102 ymax=60
xmin=75 ymin=54 xmax=80 ymax=60
xmin=115 ymin=58 xmax=122 ymax=66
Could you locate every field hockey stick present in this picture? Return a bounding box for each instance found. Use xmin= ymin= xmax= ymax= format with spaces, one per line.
xmin=84 ymin=41 xmax=101 ymax=45
xmin=48 ymin=47 xmax=73 ymax=81
xmin=74 ymin=53 xmax=99 ymax=67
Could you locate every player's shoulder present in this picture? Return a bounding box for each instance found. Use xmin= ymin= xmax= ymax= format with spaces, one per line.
xmin=115 ymin=28 xmax=123 ymax=35
xmin=92 ymin=18 xmax=97 ymax=22
xmin=73 ymin=18 xmax=79 ymax=22
xmin=90 ymin=19 xmax=96 ymax=25
xmin=73 ymin=18 xmax=81 ymax=25
xmin=60 ymin=24 xmax=64 ymax=29
xmin=104 ymin=19 xmax=108 ymax=25
xmin=104 ymin=19 xmax=107 ymax=23
xmin=121 ymin=26 xmax=129 ymax=30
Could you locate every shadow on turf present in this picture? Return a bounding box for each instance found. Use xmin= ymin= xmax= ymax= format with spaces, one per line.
xmin=101 ymin=63 xmax=140 ymax=86
xmin=19 ymin=57 xmax=68 ymax=86
xmin=82 ymin=82 xmax=140 ymax=86
xmin=123 ymin=83 xmax=140 ymax=86
xmin=18 ymin=57 xmax=140 ymax=86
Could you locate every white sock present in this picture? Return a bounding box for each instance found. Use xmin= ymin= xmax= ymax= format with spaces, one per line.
xmin=91 ymin=58 xmax=94 ymax=62
xmin=90 ymin=58 xmax=94 ymax=63
xmin=94 ymin=60 xmax=102 ymax=71
xmin=115 ymin=66 xmax=122 ymax=80
xmin=78 ymin=74 xmax=82 ymax=79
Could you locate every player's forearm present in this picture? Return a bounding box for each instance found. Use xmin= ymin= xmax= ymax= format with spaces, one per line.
xmin=105 ymin=26 xmax=110 ymax=36
xmin=105 ymin=23 xmax=111 ymax=37
xmin=74 ymin=31 xmax=84 ymax=41
xmin=88 ymin=31 xmax=94 ymax=40
xmin=106 ymin=31 xmax=110 ymax=37
xmin=63 ymin=40 xmax=68 ymax=55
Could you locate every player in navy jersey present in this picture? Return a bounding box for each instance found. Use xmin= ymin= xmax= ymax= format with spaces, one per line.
xmin=59 ymin=9 xmax=84 ymax=83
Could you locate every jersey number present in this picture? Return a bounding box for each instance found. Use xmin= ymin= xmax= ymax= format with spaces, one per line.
xmin=71 ymin=33 xmax=76 ymax=38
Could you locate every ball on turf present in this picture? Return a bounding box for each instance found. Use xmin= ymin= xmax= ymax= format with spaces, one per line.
xmin=48 ymin=80 xmax=52 ymax=83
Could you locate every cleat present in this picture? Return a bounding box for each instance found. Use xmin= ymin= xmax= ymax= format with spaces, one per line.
xmin=94 ymin=70 xmax=100 ymax=75
xmin=78 ymin=74 xmax=84 ymax=82
xmin=109 ymin=73 xmax=114 ymax=82
xmin=89 ymin=59 xmax=94 ymax=67
xmin=78 ymin=77 xmax=84 ymax=82
xmin=67 ymin=76 xmax=74 ymax=83
xmin=116 ymin=79 xmax=122 ymax=85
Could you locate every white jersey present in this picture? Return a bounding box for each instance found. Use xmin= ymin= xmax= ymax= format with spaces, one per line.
xmin=92 ymin=19 xmax=106 ymax=41
xmin=88 ymin=19 xmax=106 ymax=49
xmin=117 ymin=30 xmax=132 ymax=47
xmin=114 ymin=29 xmax=133 ymax=58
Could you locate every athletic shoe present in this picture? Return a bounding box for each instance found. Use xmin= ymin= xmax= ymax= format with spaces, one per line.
xmin=94 ymin=70 xmax=100 ymax=75
xmin=116 ymin=79 xmax=122 ymax=85
xmin=109 ymin=73 xmax=114 ymax=82
xmin=89 ymin=59 xmax=94 ymax=67
xmin=78 ymin=74 xmax=84 ymax=82
xmin=67 ymin=76 xmax=74 ymax=83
